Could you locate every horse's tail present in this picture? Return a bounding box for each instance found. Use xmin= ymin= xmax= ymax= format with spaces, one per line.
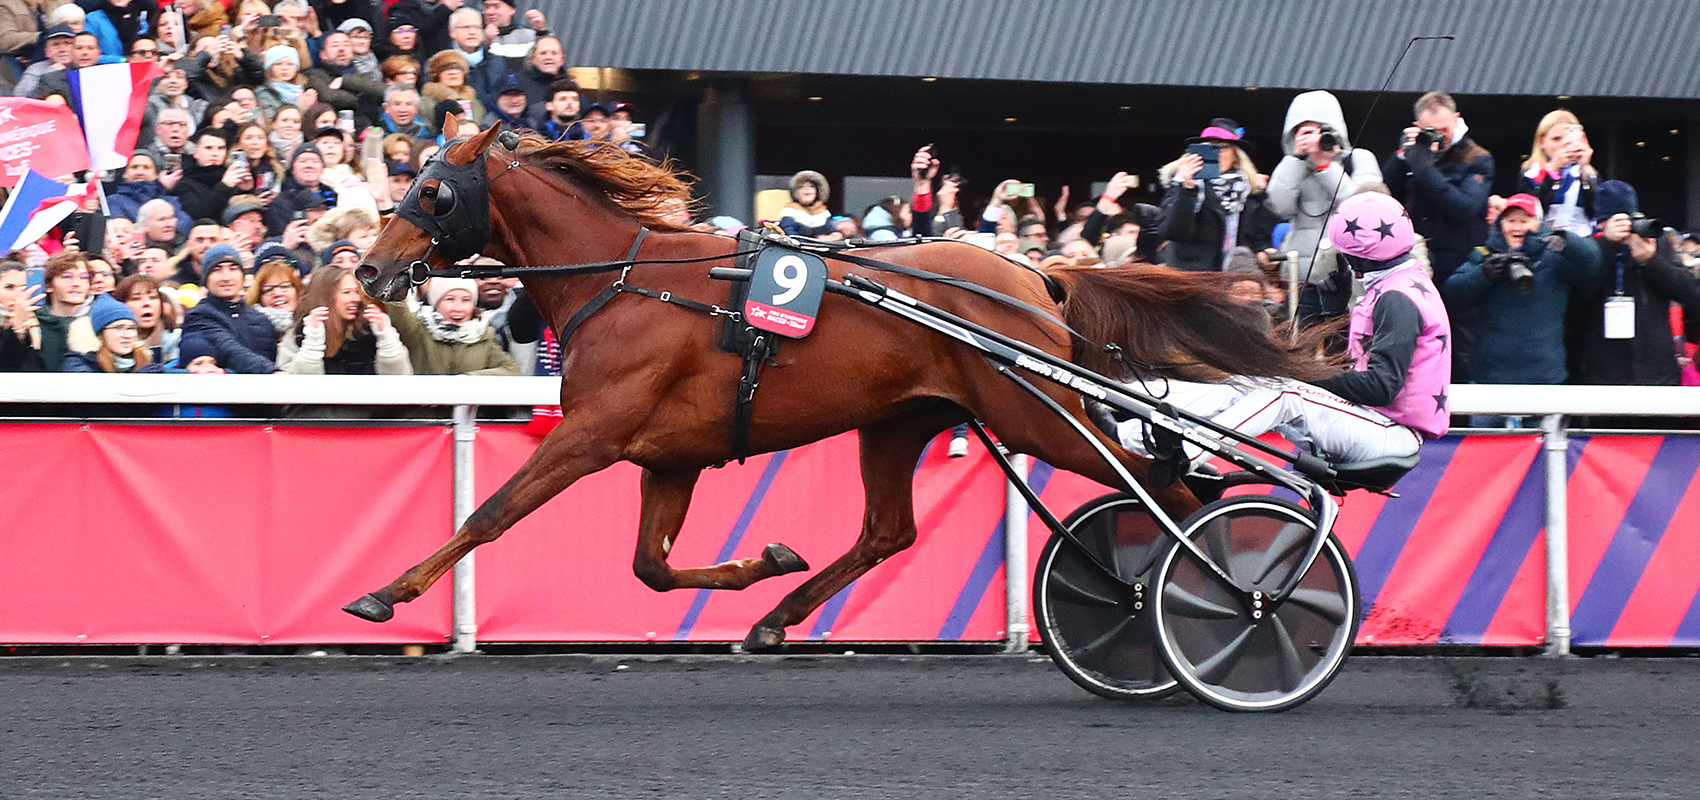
xmin=1043 ymin=263 xmax=1342 ymax=383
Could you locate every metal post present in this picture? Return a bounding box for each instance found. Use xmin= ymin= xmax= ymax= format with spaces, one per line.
xmin=1003 ymin=454 xmax=1031 ymax=654
xmin=1541 ymin=414 xmax=1571 ymax=657
xmin=451 ymin=405 xmax=479 ymax=654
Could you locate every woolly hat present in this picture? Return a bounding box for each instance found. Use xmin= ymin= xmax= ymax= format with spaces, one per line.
xmin=254 ymin=241 xmax=304 ymax=273
xmin=288 ymin=142 xmax=324 ymax=171
xmin=425 ymin=277 xmax=477 ymax=309
xmin=1594 ymin=180 xmax=1639 ymax=220
xmin=178 ymin=331 xmax=219 ymax=365
xmin=202 ymin=243 xmax=243 ymax=271
xmin=263 ymin=44 xmax=299 ymax=71
xmin=425 ymin=50 xmax=470 ymax=82
xmin=322 ymin=239 xmax=360 ymax=263
xmin=90 ymin=294 xmax=137 ymax=334
xmin=788 ymin=170 xmax=829 ymax=204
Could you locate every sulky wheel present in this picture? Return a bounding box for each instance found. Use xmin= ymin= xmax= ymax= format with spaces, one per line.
xmin=1151 ymin=496 xmax=1360 ymax=712
xmin=1033 ymin=493 xmax=1179 ymax=701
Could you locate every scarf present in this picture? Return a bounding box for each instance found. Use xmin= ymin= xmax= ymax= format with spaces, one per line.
xmin=1208 ymin=171 xmax=1251 ymax=268
xmin=415 ymin=304 xmax=490 ymax=344
xmin=268 ymin=80 xmax=303 ymax=105
xmin=257 ymin=305 xmax=294 ymax=334
xmin=112 ymin=353 xmax=136 ymax=372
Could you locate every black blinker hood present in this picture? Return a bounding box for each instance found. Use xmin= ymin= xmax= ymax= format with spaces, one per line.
xmin=396 ymin=137 xmax=492 ymax=264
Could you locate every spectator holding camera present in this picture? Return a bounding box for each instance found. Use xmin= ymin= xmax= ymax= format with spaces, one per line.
xmin=1268 ymin=91 xmax=1382 ymax=321
xmin=1442 ymin=194 xmax=1599 ymax=391
xmin=1382 ymin=92 xmax=1493 ymax=284
xmin=1516 ymin=111 xmax=1598 ymax=237
xmin=1565 ymin=181 xmax=1700 ymax=385
xmin=0 ymin=262 xmax=46 ymax=373
xmin=1157 ymin=118 xmax=1274 ymax=272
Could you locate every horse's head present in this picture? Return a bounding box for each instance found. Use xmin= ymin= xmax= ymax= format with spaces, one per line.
xmin=357 ymin=115 xmax=507 ymax=300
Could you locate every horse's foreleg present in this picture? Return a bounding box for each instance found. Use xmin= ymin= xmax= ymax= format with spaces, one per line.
xmin=740 ymin=416 xmax=939 ymax=651
xmin=343 ymin=419 xmax=622 ymax=623
xmin=631 ymin=467 xmax=809 ymax=591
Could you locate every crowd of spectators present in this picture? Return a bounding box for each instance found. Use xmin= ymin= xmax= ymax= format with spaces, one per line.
xmin=1 ymin=0 xmax=1697 ymax=425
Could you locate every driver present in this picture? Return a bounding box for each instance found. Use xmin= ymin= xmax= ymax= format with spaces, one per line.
xmin=1116 ymin=191 xmax=1451 ymax=467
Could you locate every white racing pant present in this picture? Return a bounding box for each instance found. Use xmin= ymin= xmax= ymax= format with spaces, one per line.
xmin=1115 ymin=377 xmax=1422 ymax=467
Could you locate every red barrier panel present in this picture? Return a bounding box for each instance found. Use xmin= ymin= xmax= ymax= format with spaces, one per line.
xmin=472 ymin=428 xmax=1011 ymax=642
xmin=1 ymin=424 xmax=453 ymax=644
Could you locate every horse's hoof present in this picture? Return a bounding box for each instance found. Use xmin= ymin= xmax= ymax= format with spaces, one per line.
xmin=343 ymin=593 xmax=395 ymax=623
xmin=741 ymin=624 xmax=786 ymax=652
xmin=762 ymin=543 xmax=809 ymax=576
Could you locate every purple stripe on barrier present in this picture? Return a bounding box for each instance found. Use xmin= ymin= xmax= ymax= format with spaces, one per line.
xmin=808 ymin=578 xmax=857 ymax=640
xmin=937 ymin=461 xmax=1055 ymax=639
xmin=1353 ymin=437 xmax=1458 ymax=611
xmin=1672 ymin=586 xmax=1700 ymax=646
xmin=1571 ymin=437 xmax=1700 ymax=645
xmin=672 ymin=451 xmax=789 ymax=641
xmin=1441 ymin=439 xmax=1578 ymax=641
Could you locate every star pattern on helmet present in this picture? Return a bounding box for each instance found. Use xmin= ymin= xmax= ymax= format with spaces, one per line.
xmin=1433 ymin=392 xmax=1449 ymax=412
xmin=1408 ymin=280 xmax=1431 ymax=296
xmin=1376 ymin=220 xmax=1397 ymax=240
xmin=1436 ymin=333 xmax=1449 ymax=350
xmin=1341 ymin=217 xmax=1362 ymax=235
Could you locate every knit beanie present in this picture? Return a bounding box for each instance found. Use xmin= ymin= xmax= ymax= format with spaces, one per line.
xmin=177 ymin=331 xmax=219 ymax=365
xmin=264 ymin=45 xmax=299 ymax=71
xmin=425 ymin=278 xmax=477 ymax=310
xmin=1594 ymin=180 xmax=1639 ymax=220
xmin=89 ymin=294 xmax=137 ymax=334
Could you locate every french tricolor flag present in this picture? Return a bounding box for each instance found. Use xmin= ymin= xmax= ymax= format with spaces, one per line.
xmin=67 ymin=61 xmax=162 ymax=171
xmin=0 ymin=168 xmax=98 ymax=251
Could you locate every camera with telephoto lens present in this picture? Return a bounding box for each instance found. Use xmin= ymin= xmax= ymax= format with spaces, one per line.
xmin=1317 ymin=125 xmax=1340 ymax=151
xmin=1630 ymin=213 xmax=1665 ymax=240
xmin=1484 ymin=251 xmax=1535 ymax=293
xmin=1414 ymin=126 xmax=1445 ymax=148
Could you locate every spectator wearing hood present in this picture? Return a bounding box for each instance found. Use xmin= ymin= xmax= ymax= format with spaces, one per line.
xmin=264 ymin=144 xmax=338 ymax=236
xmin=483 ymin=71 xmax=535 ymax=131
xmin=1383 ymin=92 xmax=1494 ymax=284
xmin=1565 ymin=181 xmax=1700 ymax=386
xmin=778 ymin=170 xmax=831 ymax=237
xmin=1516 ymin=110 xmax=1599 ymax=238
xmin=182 ymin=244 xmax=281 ymax=373
xmin=1157 ymin=118 xmax=1276 ymax=272
xmin=1442 ymin=193 xmax=1599 ymax=388
xmin=386 ymin=278 xmax=519 ymax=375
xmin=384 ymin=0 xmax=454 ymax=60
xmin=1267 ymin=90 xmax=1382 ymax=322
xmin=303 ymin=29 xmax=386 ymax=127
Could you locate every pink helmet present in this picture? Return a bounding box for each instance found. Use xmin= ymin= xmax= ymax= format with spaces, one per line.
xmin=1326 ymin=192 xmax=1415 ymax=261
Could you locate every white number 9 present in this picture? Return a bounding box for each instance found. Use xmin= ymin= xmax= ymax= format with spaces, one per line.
xmin=771 ymin=255 xmax=807 ymax=305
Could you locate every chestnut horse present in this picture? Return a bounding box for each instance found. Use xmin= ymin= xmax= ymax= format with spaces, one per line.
xmin=348 ymin=119 xmax=1333 ymax=649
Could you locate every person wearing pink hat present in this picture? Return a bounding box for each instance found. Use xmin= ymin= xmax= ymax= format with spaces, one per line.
xmin=1116 ymin=191 xmax=1451 ymax=468
xmin=1157 ymin=117 xmax=1274 ymax=272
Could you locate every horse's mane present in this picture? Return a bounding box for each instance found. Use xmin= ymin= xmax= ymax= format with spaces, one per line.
xmin=509 ymin=134 xmax=697 ymax=232
xmin=1045 ymin=263 xmax=1343 ymax=383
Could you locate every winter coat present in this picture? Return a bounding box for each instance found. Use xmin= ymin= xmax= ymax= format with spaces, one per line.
xmin=303 ymin=62 xmax=386 ymax=128
xmin=385 ymin=301 xmax=519 ymax=376
xmin=0 ymin=0 xmax=39 ymax=59
xmin=1566 ymin=237 xmax=1700 ymax=385
xmin=1267 ymin=90 xmax=1382 ymax=284
xmin=62 ymin=350 xmax=167 ymax=372
xmin=277 ymin=319 xmax=412 ymax=375
xmin=263 ymin=178 xmax=339 ymax=236
xmin=504 ymin=61 xmax=569 ymax=108
xmin=0 ymin=326 xmax=44 ymax=372
xmin=174 ymin=160 xmax=237 ymax=223
xmin=308 ymin=0 xmax=380 ymax=33
xmin=35 ymin=307 xmax=95 ymax=372
xmin=1442 ymin=226 xmax=1601 ymax=384
xmin=1157 ymin=176 xmax=1276 ymax=272
xmin=385 ymin=0 xmax=453 ymax=57
xmin=182 ymin=294 xmax=279 ymax=373
xmin=1382 ymin=126 xmax=1494 ymax=283
xmin=81 ymin=0 xmax=160 ymax=56
xmin=108 ymin=180 xmax=194 ymax=232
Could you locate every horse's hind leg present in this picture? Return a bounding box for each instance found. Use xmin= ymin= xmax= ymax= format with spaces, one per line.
xmin=630 ymin=467 xmax=809 ymax=591
xmin=741 ymin=415 xmax=941 ymax=651
xmin=343 ymin=419 xmax=623 ymax=622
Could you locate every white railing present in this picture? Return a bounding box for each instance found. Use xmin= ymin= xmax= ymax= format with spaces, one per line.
xmin=2 ymin=375 xmax=1696 ymax=654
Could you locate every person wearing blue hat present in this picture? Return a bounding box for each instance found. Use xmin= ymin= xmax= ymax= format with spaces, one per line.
xmin=63 ymin=295 xmax=162 ymax=373
xmin=1565 ymin=180 xmax=1700 ymax=386
xmin=182 ymin=244 xmax=283 ymax=374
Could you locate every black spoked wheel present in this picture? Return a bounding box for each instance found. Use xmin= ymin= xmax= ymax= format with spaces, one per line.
xmin=1033 ymin=493 xmax=1179 ymax=701
xmin=1152 ymin=496 xmax=1359 ymax=712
